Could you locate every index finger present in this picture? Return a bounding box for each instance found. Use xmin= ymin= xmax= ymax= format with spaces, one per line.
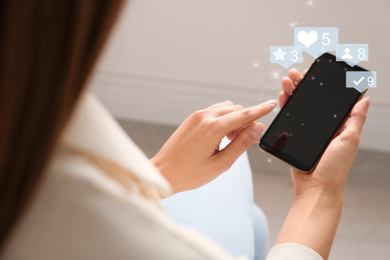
xmin=207 ymin=100 xmax=234 ymax=109
xmin=218 ymin=99 xmax=278 ymax=133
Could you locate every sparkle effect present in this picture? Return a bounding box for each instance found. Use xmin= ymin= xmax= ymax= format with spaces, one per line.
xmin=271 ymin=70 xmax=281 ymax=79
xmin=289 ymin=21 xmax=299 ymax=30
xmin=307 ymin=0 xmax=314 ymax=7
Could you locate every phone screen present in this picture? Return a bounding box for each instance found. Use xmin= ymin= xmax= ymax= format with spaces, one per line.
xmin=259 ymin=53 xmax=367 ymax=172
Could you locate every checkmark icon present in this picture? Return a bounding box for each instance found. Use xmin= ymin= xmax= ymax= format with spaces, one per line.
xmin=346 ymin=71 xmax=376 ymax=93
xmin=353 ymin=76 xmax=365 ymax=86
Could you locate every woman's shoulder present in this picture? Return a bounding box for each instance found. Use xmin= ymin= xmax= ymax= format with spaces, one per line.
xmin=2 ymin=149 xmax=237 ymax=260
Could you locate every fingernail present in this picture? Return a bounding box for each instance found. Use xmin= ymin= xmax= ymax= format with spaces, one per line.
xmin=251 ymin=123 xmax=264 ymax=139
xmin=267 ymin=99 xmax=278 ymax=105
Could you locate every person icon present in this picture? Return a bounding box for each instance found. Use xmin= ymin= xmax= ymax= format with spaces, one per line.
xmin=341 ymin=48 xmax=353 ymax=59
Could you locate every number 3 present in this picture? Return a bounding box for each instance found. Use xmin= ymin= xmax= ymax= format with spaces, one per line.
xmin=322 ymin=33 xmax=330 ymax=46
xmin=291 ymin=50 xmax=298 ymax=62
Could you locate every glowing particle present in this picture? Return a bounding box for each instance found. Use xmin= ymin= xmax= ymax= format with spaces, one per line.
xmin=307 ymin=0 xmax=314 ymax=7
xmin=253 ymin=62 xmax=259 ymax=68
xmin=271 ymin=71 xmax=281 ymax=79
xmin=267 ymin=158 xmax=272 ymax=163
xmin=334 ymin=114 xmax=337 ymax=118
xmin=289 ymin=21 xmax=299 ymax=29
xmin=320 ymin=82 xmax=323 ymax=86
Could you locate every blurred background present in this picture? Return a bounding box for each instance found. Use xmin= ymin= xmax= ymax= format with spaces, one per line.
xmin=90 ymin=0 xmax=390 ymax=259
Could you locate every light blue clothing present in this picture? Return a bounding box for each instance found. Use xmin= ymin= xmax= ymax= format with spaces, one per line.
xmin=254 ymin=205 xmax=268 ymax=260
xmin=163 ymin=138 xmax=268 ymax=260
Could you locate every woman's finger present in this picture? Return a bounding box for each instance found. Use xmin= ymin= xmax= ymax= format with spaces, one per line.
xmin=218 ymin=100 xmax=277 ymax=133
xmin=226 ymin=128 xmax=242 ymax=141
xmin=211 ymin=104 xmax=244 ymax=117
xmin=207 ymin=100 xmax=234 ymax=109
xmin=279 ymin=68 xmax=307 ymax=108
xmin=214 ymin=122 xmax=264 ymax=168
xmin=226 ymin=121 xmax=254 ymax=140
xmin=289 ymin=68 xmax=304 ymax=87
xmin=282 ymin=76 xmax=295 ymax=96
xmin=279 ymin=91 xmax=289 ymax=109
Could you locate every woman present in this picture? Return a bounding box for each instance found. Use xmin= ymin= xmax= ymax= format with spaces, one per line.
xmin=0 ymin=1 xmax=369 ymax=259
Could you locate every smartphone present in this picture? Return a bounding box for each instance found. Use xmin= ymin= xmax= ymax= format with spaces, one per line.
xmin=259 ymin=53 xmax=367 ymax=172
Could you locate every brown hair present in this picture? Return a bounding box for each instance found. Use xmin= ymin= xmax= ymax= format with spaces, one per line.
xmin=0 ymin=0 xmax=124 ymax=251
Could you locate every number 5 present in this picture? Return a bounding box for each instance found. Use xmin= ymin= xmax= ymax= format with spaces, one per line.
xmin=322 ymin=33 xmax=330 ymax=46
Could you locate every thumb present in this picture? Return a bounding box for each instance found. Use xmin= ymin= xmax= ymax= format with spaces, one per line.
xmin=214 ymin=122 xmax=264 ymax=169
xmin=343 ymin=97 xmax=369 ymax=138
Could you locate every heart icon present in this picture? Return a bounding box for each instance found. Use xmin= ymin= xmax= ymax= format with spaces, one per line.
xmin=297 ymin=30 xmax=318 ymax=48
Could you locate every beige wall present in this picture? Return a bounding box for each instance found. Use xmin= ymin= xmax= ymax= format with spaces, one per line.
xmin=92 ymin=0 xmax=390 ymax=152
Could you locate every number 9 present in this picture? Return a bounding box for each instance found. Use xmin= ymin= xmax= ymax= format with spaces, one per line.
xmin=367 ymin=76 xmax=374 ymax=86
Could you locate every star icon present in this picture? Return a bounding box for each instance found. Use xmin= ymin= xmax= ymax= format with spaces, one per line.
xmin=273 ymin=48 xmax=287 ymax=61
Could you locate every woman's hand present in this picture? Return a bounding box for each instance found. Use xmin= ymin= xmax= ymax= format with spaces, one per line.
xmin=151 ymin=100 xmax=277 ymax=195
xmin=280 ymin=68 xmax=370 ymax=196
xmin=276 ymin=68 xmax=370 ymax=259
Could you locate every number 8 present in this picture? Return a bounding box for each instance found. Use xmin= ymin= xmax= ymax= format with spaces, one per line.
xmin=358 ymin=48 xmax=366 ymax=60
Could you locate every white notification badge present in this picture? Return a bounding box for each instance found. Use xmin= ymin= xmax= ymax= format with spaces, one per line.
xmin=336 ymin=44 xmax=369 ymax=67
xmin=270 ymin=46 xmax=302 ymax=69
xmin=346 ymin=71 xmax=376 ymax=93
xmin=294 ymin=27 xmax=338 ymax=58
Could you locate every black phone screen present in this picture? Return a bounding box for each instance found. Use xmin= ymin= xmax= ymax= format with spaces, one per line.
xmin=259 ymin=53 xmax=366 ymax=172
